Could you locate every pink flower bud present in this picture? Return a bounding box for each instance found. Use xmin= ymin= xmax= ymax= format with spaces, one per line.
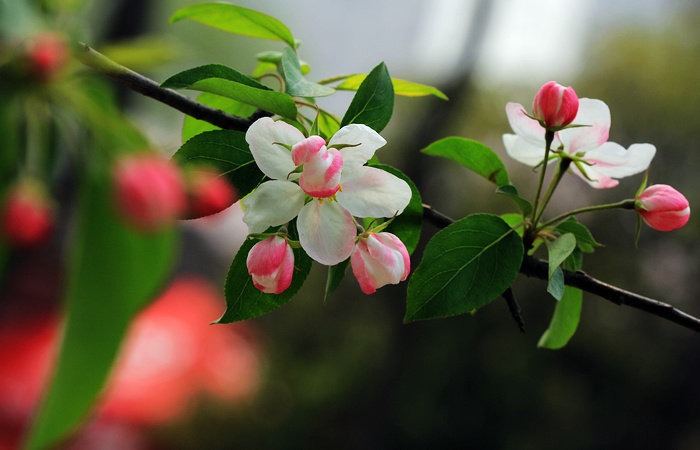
xmin=351 ymin=232 xmax=410 ymax=295
xmin=246 ymin=236 xmax=295 ymax=294
xmin=532 ymin=81 xmax=579 ymax=130
xmin=27 ymin=33 xmax=69 ymax=80
xmin=114 ymin=154 xmax=186 ymax=231
xmin=184 ymin=167 xmax=238 ymax=219
xmin=291 ymin=136 xmax=342 ymax=198
xmin=1 ymin=179 xmax=53 ymax=247
xmin=636 ymin=184 xmax=690 ymax=231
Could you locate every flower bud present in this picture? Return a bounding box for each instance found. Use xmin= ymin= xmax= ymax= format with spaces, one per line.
xmin=27 ymin=33 xmax=69 ymax=80
xmin=1 ymin=179 xmax=53 ymax=247
xmin=351 ymin=232 xmax=410 ymax=295
xmin=636 ymin=184 xmax=690 ymax=231
xmin=291 ymin=136 xmax=343 ymax=198
xmin=183 ymin=167 xmax=238 ymax=219
xmin=114 ymin=154 xmax=186 ymax=231
xmin=532 ymin=81 xmax=579 ymax=130
xmin=246 ymin=236 xmax=294 ymax=294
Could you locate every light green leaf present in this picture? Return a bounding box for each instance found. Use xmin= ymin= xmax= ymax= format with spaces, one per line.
xmin=422 ymin=137 xmax=510 ymax=187
xmin=280 ymin=47 xmax=334 ymax=97
xmin=405 ymin=214 xmax=523 ymax=322
xmin=327 ymin=74 xmax=448 ymax=100
xmin=25 ymin=172 xmax=177 ymax=450
xmin=170 ymin=2 xmax=296 ymax=48
xmin=316 ymin=109 xmax=341 ymax=140
xmin=324 ymin=259 xmax=350 ymax=301
xmin=341 ymin=62 xmax=394 ymax=132
xmin=544 ymin=233 xmax=576 ymax=301
xmin=182 ymin=93 xmax=257 ymax=142
xmin=538 ymin=254 xmax=583 ymax=349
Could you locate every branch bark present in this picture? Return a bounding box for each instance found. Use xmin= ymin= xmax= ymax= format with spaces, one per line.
xmin=76 ymin=46 xmax=700 ymax=334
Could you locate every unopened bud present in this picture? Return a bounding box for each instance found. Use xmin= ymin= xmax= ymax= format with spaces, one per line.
xmin=532 ymin=81 xmax=579 ymax=130
xmin=1 ymin=179 xmax=53 ymax=247
xmin=183 ymin=167 xmax=238 ymax=219
xmin=636 ymin=184 xmax=690 ymax=232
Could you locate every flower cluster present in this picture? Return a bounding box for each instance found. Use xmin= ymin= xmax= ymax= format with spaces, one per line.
xmin=242 ymin=117 xmax=412 ymax=295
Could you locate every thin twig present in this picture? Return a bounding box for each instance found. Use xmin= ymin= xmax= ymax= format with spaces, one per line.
xmin=74 ymin=43 xmax=270 ymax=132
xmin=502 ymin=287 xmax=526 ymax=333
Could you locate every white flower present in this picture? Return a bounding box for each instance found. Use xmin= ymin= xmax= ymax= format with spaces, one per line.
xmin=242 ymin=117 xmax=411 ymax=266
xmin=503 ymin=98 xmax=656 ymax=188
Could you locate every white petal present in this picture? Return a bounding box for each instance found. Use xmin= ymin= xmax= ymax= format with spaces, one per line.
xmin=297 ymin=200 xmax=356 ymax=265
xmin=505 ymin=102 xmax=547 ymax=146
xmin=241 ymin=180 xmax=305 ymax=233
xmin=245 ymin=117 xmax=303 ymax=180
xmin=558 ymin=98 xmax=610 ymax=153
xmin=329 ymin=124 xmax=386 ymax=169
xmin=503 ymin=134 xmax=554 ymax=167
xmin=580 ymin=142 xmax=656 ymax=184
xmin=336 ymin=166 xmax=411 ymax=218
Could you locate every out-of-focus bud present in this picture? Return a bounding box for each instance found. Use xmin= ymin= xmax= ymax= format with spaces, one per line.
xmin=183 ymin=167 xmax=238 ymax=219
xmin=1 ymin=179 xmax=53 ymax=247
xmin=636 ymin=184 xmax=690 ymax=231
xmin=532 ymin=81 xmax=579 ymax=130
xmin=246 ymin=236 xmax=294 ymax=294
xmin=27 ymin=33 xmax=69 ymax=80
xmin=114 ymin=154 xmax=186 ymax=231
xmin=351 ymin=232 xmax=410 ymax=295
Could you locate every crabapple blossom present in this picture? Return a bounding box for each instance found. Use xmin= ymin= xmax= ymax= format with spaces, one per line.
xmin=503 ymin=96 xmax=656 ymax=188
xmin=636 ymin=184 xmax=690 ymax=232
xmin=532 ymin=81 xmax=579 ymax=130
xmin=246 ymin=236 xmax=295 ymax=294
xmin=1 ymin=179 xmax=53 ymax=247
xmin=113 ymin=153 xmax=186 ymax=231
xmin=183 ymin=167 xmax=238 ymax=219
xmin=351 ymin=232 xmax=410 ymax=295
xmin=27 ymin=33 xmax=69 ymax=80
xmin=242 ymin=117 xmax=411 ymax=266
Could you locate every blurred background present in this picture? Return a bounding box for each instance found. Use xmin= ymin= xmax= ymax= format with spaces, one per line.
xmin=2 ymin=0 xmax=700 ymax=448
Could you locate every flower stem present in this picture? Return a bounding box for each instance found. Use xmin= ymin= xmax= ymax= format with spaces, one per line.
xmin=529 ymin=130 xmax=555 ymax=224
xmin=538 ymin=199 xmax=636 ymax=229
xmin=532 ymin=156 xmax=572 ymax=226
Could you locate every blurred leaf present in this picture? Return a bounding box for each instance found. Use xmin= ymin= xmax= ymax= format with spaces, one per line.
xmin=280 ymin=47 xmax=334 ymax=97
xmin=162 ymin=64 xmax=297 ymax=119
xmin=554 ymin=217 xmax=602 ymax=254
xmin=25 ymin=171 xmax=177 ymax=450
xmin=324 ymin=259 xmax=350 ymax=301
xmin=544 ymin=233 xmax=576 ymax=301
xmin=330 ymin=73 xmax=448 ymax=100
xmin=369 ymin=164 xmax=422 ymax=255
xmin=422 ymin=137 xmax=510 ymax=186
xmin=218 ymin=238 xmax=313 ymax=322
xmin=538 ymin=254 xmax=583 ymax=349
xmin=0 ymin=98 xmax=20 ymax=181
xmin=172 ymin=129 xmax=265 ymax=197
xmin=0 ymin=0 xmax=38 ymax=38
xmin=170 ymin=3 xmax=296 ymax=48
xmin=405 ymin=214 xmax=523 ymax=322
xmin=341 ymin=62 xmax=394 ymax=133
xmin=496 ymin=184 xmax=533 ymax=217
xmin=182 ymin=93 xmax=257 ymax=142
xmin=100 ymin=36 xmax=178 ymax=71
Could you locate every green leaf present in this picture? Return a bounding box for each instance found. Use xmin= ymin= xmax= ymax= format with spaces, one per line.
xmin=554 ymin=216 xmax=602 ymax=253
xmin=544 ymin=233 xmax=576 ymax=301
xmin=324 ymin=259 xmax=350 ymax=301
xmin=25 ymin=172 xmax=177 ymax=450
xmin=405 ymin=214 xmax=524 ymax=322
xmin=162 ymin=64 xmax=297 ymax=119
xmin=172 ymin=129 xmax=265 ymax=197
xmin=182 ymin=93 xmax=257 ymax=142
xmin=280 ymin=47 xmax=335 ymax=97
xmin=500 ymin=213 xmax=526 ymax=236
xmin=170 ymin=2 xmax=296 ymax=48
xmin=538 ymin=254 xmax=583 ymax=349
xmin=422 ymin=137 xmax=510 ymax=187
xmin=316 ymin=109 xmax=341 ymax=140
xmin=325 ymin=74 xmax=448 ymax=100
xmin=496 ymin=184 xmax=533 ymax=217
xmin=369 ymin=164 xmax=422 ymax=255
xmin=341 ymin=62 xmax=394 ymax=132
xmin=218 ymin=238 xmax=313 ymax=322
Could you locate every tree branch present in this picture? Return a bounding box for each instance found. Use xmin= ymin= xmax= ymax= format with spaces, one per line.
xmin=74 ymin=43 xmax=270 ymax=132
xmin=75 ymin=47 xmax=700 ymax=334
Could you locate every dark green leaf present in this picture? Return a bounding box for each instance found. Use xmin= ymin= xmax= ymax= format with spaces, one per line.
xmin=341 ymin=62 xmax=394 ymax=132
xmin=496 ymin=184 xmax=533 ymax=216
xmin=170 ymin=3 xmax=296 ymax=48
xmin=544 ymin=233 xmax=576 ymax=301
xmin=369 ymin=164 xmax=422 ymax=255
xmin=422 ymin=137 xmax=510 ymax=187
xmin=554 ymin=216 xmax=603 ymax=253
xmin=25 ymin=172 xmax=177 ymax=450
xmin=405 ymin=214 xmax=523 ymax=322
xmin=172 ymin=129 xmax=265 ymax=197
xmin=182 ymin=93 xmax=257 ymax=142
xmin=324 ymin=259 xmax=350 ymax=301
xmin=162 ymin=65 xmax=297 ymax=119
xmin=538 ymin=254 xmax=583 ymax=349
xmin=218 ymin=238 xmax=313 ymax=322
xmin=280 ymin=47 xmax=334 ymax=97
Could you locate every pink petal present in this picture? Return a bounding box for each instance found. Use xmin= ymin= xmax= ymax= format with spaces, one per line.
xmin=505 ymin=102 xmax=547 ymax=146
xmin=298 ymin=147 xmax=343 ymax=198
xmin=557 ymin=98 xmax=610 ymax=153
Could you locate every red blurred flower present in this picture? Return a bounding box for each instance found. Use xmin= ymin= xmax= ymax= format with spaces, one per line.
xmin=27 ymin=33 xmax=69 ymax=80
xmin=1 ymin=179 xmax=53 ymax=248
xmin=183 ymin=167 xmax=238 ymax=219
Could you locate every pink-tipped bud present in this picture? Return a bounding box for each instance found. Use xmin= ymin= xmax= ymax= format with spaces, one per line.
xmin=114 ymin=154 xmax=186 ymax=231
xmin=27 ymin=33 xmax=69 ymax=80
xmin=184 ymin=167 xmax=238 ymax=219
xmin=351 ymin=232 xmax=410 ymax=295
xmin=246 ymin=236 xmax=295 ymax=294
xmin=291 ymin=136 xmax=342 ymax=198
xmin=532 ymin=81 xmax=579 ymax=130
xmin=636 ymin=184 xmax=690 ymax=231
xmin=1 ymin=179 xmax=53 ymax=247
